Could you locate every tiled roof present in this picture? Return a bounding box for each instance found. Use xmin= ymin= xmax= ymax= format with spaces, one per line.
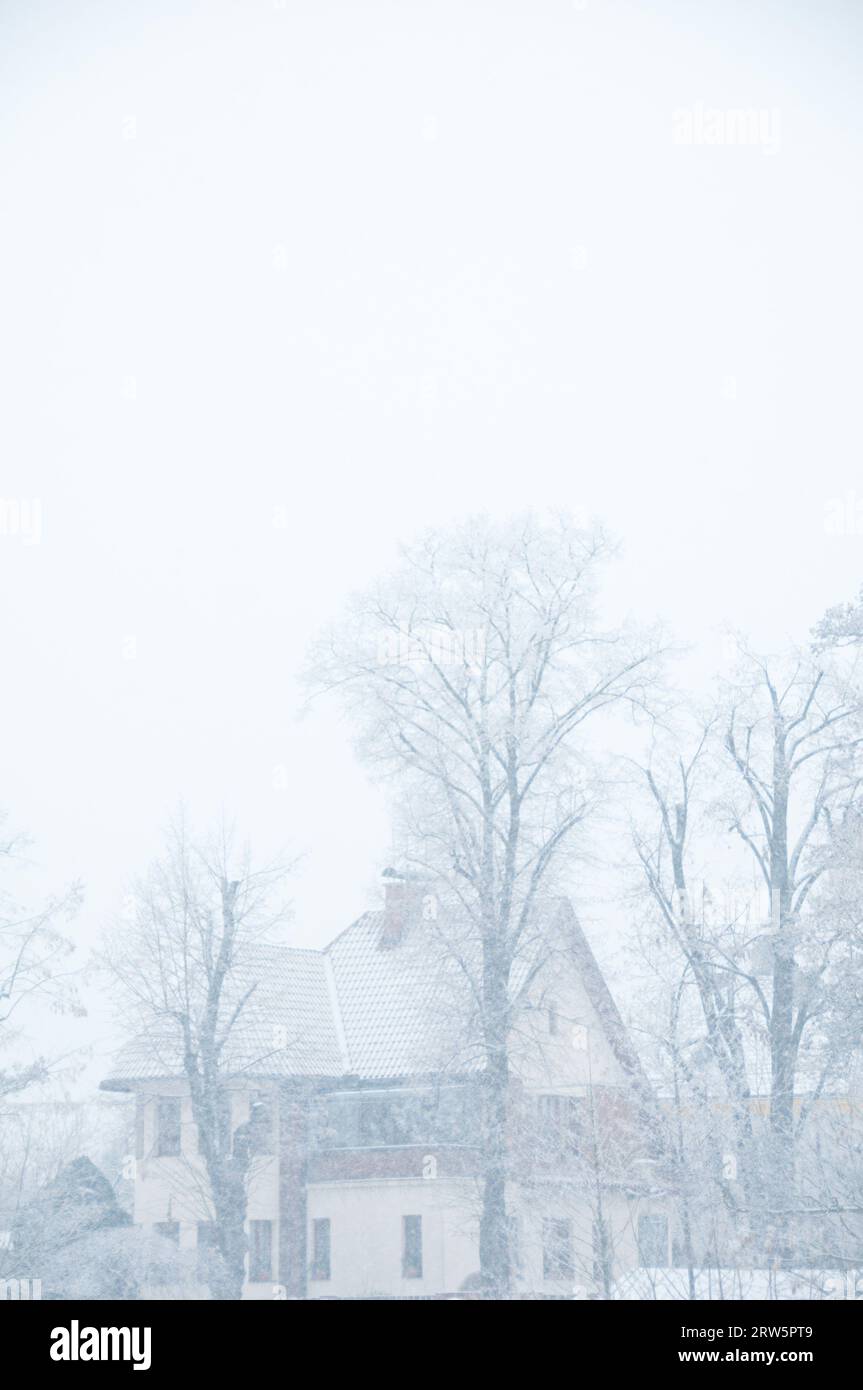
xmin=326 ymin=911 xmax=482 ymax=1079
xmin=101 ymin=946 xmax=344 ymax=1086
xmin=101 ymin=898 xmax=642 ymax=1090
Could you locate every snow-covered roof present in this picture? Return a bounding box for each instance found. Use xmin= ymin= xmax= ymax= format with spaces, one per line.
xmin=101 ymin=898 xmax=646 ymax=1091
xmin=100 ymin=945 xmax=344 ymax=1087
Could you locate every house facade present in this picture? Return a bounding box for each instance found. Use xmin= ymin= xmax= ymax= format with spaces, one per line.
xmin=101 ymin=880 xmax=668 ymax=1298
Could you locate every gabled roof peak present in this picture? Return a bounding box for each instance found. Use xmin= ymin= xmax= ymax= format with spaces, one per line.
xmin=101 ymin=896 xmax=647 ymax=1094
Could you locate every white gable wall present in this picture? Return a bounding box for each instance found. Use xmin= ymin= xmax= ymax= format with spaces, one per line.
xmin=513 ymin=951 xmax=631 ymax=1092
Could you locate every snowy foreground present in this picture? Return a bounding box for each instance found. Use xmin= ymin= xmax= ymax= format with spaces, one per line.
xmin=612 ymin=1269 xmax=863 ymax=1300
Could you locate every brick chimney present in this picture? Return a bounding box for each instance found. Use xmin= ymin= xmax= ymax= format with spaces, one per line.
xmin=379 ymin=868 xmax=425 ymax=948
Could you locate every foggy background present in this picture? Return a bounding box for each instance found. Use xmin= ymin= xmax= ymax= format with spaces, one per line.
xmin=2 ymin=0 xmax=862 ymax=1088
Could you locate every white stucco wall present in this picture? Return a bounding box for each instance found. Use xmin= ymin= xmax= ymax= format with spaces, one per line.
xmin=306 ymin=1178 xmax=480 ymax=1298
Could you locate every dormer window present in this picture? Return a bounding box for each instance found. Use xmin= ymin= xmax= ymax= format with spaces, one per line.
xmin=156 ymin=1097 xmax=181 ymax=1157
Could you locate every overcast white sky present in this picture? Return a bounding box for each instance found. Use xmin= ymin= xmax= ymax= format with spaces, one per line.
xmin=2 ymin=0 xmax=863 ymax=1085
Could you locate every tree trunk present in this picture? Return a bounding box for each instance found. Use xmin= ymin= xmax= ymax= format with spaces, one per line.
xmin=479 ymin=1046 xmax=510 ymax=1296
xmin=767 ymin=739 xmax=796 ymax=1263
xmin=479 ymin=932 xmax=511 ymax=1296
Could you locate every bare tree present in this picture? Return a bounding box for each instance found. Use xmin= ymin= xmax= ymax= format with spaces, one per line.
xmin=813 ymin=587 xmax=863 ymax=652
xmin=717 ymin=646 xmax=863 ymax=1251
xmin=307 ymin=513 xmax=666 ymax=1293
xmin=102 ymin=814 xmax=294 ymax=1299
xmin=630 ymin=642 xmax=863 ymax=1263
xmin=628 ymin=726 xmax=764 ymax=1256
xmin=0 ymin=816 xmax=82 ymax=1106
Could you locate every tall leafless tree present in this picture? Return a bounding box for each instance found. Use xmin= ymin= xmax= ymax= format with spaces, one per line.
xmin=630 ymin=642 xmax=863 ymax=1262
xmin=307 ymin=513 xmax=666 ymax=1293
xmin=102 ymin=814 xmax=294 ymax=1299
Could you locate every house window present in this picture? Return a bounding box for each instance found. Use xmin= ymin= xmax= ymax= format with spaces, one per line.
xmin=359 ymin=1095 xmax=408 ymax=1147
xmin=567 ymin=1097 xmax=585 ymax=1151
xmin=542 ymin=1218 xmax=574 ymax=1280
xmin=310 ymin=1218 xmax=331 ymax=1281
xmin=135 ymin=1095 xmax=146 ymax=1159
xmin=154 ymin=1221 xmax=179 ymax=1244
xmin=402 ymin=1214 xmax=423 ymax=1279
xmin=249 ymin=1219 xmax=273 ymax=1282
xmin=637 ymin=1213 xmax=669 ymax=1268
xmin=156 ymin=1097 xmax=182 ymax=1156
xmin=536 ymin=1095 xmax=569 ymax=1153
xmin=312 ymin=1086 xmax=479 ymax=1151
xmin=249 ymin=1091 xmax=273 ymax=1155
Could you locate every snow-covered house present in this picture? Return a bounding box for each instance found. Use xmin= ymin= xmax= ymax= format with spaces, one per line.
xmin=101 ymin=879 xmax=667 ymax=1298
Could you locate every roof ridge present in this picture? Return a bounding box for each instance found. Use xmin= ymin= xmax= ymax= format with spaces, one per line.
xmin=242 ymin=942 xmax=324 ymax=959
xmin=322 ymin=909 xmax=383 ymax=954
xmin=555 ymin=899 xmax=657 ymax=1100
